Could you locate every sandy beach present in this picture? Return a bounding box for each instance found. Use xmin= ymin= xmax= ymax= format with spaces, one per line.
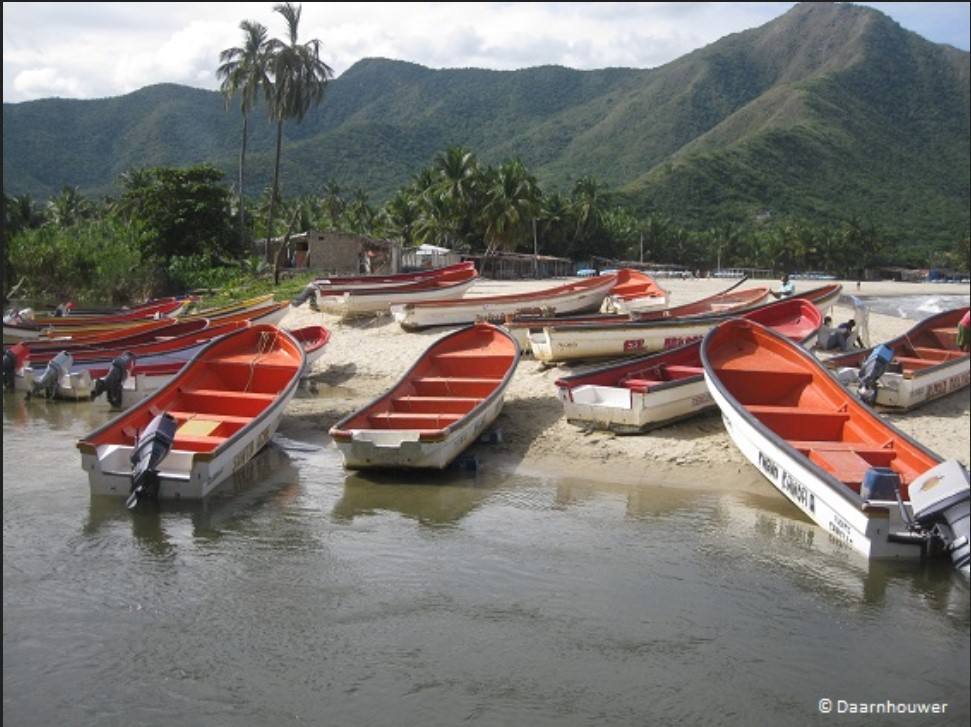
xmin=281 ymin=277 xmax=970 ymax=487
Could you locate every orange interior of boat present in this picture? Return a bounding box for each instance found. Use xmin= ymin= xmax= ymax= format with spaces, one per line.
xmin=611 ymin=269 xmax=665 ymax=300
xmin=80 ymin=327 xmax=301 ymax=455
xmin=333 ymin=325 xmax=516 ymax=437
xmin=708 ymin=321 xmax=939 ymax=500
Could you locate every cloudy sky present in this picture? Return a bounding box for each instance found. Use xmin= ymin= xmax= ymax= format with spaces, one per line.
xmin=3 ymin=2 xmax=969 ymax=103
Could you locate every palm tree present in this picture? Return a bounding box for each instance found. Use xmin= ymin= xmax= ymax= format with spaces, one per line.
xmin=265 ymin=2 xmax=333 ymax=283
xmin=46 ymin=186 xmax=92 ymax=228
xmin=320 ymin=180 xmax=345 ymax=228
xmin=381 ymin=190 xmax=419 ymax=247
xmin=218 ymin=20 xmax=271 ymax=253
xmin=481 ymin=160 xmax=541 ymax=256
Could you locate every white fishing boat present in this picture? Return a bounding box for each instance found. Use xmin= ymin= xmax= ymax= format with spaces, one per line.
xmin=824 ymin=307 xmax=970 ymax=410
xmin=702 ymin=317 xmax=970 ymax=573
xmin=390 ymin=274 xmax=616 ymax=330
xmin=330 ymin=323 xmax=519 ymax=469
xmin=556 ymin=298 xmax=821 ymax=433
xmin=316 ymin=269 xmax=479 ymax=317
xmin=530 ymin=284 xmax=839 ymax=363
xmin=77 ymin=325 xmax=304 ymax=506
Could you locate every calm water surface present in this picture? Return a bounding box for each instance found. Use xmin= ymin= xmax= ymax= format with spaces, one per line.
xmin=3 ymin=392 xmax=969 ymax=726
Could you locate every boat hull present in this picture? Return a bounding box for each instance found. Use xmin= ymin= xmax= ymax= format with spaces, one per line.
xmin=81 ymin=396 xmax=292 ymax=499
xmin=317 ymin=277 xmax=478 ymax=317
xmin=391 ymin=276 xmax=615 ymax=330
xmin=334 ymin=388 xmax=506 ymax=469
xmin=530 ymin=318 xmax=721 ymax=363
xmin=559 ymin=378 xmax=713 ymax=434
xmin=705 ymin=373 xmax=921 ymax=561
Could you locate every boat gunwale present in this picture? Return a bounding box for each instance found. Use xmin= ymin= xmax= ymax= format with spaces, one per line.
xmin=700 ymin=318 xmax=943 ymax=511
xmin=329 ymin=323 xmax=520 ymax=443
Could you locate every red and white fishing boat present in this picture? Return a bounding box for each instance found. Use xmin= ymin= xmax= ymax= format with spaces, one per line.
xmin=77 ymin=325 xmax=304 ymax=506
xmin=316 ymin=266 xmax=479 ymax=317
xmin=290 ymin=325 xmax=331 ymax=373
xmin=823 ymin=307 xmax=970 ymax=410
xmin=600 ymin=269 xmax=668 ymax=314
xmin=390 ymin=274 xmax=617 ymax=330
xmin=30 ymin=298 xmax=188 ymax=327
xmin=528 ymin=284 xmax=839 ymax=363
xmin=314 ymin=261 xmax=475 ymax=290
xmin=527 ymin=286 xmax=772 ymax=363
xmin=330 ymin=323 xmax=519 ymax=469
xmin=702 ymin=318 xmax=970 ymax=573
xmin=555 ymin=298 xmax=821 ymax=433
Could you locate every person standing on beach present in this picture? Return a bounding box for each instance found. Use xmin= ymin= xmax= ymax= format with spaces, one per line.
xmin=958 ymin=309 xmax=971 ymax=352
xmin=771 ymin=274 xmax=795 ymax=299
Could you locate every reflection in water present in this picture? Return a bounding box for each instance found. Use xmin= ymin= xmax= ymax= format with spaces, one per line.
xmin=82 ymin=443 xmax=300 ymax=547
xmin=713 ymin=491 xmax=971 ymax=623
xmin=334 ymin=469 xmax=492 ymax=526
xmin=2 ymin=391 xmax=114 ymax=430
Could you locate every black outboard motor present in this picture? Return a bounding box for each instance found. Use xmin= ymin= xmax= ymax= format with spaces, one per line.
xmin=857 ymin=344 xmax=894 ymax=405
xmin=290 ymin=283 xmax=318 ymax=308
xmin=127 ymin=412 xmax=178 ymax=510
xmin=29 ymin=351 xmax=72 ymax=399
xmin=3 ymin=343 xmax=27 ymax=391
xmin=92 ymin=352 xmax=135 ymax=408
xmin=907 ymin=460 xmax=971 ymax=576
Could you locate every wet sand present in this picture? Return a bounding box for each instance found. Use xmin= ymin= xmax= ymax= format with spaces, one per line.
xmin=282 ymin=277 xmax=971 ymax=484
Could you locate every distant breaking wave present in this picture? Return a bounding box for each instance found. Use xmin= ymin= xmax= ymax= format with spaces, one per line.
xmin=845 ymin=294 xmax=971 ymax=320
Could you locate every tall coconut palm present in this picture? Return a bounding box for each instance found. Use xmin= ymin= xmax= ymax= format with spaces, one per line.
xmin=218 ymin=20 xmax=271 ymax=253
xmin=265 ymin=2 xmax=333 ymax=283
xmin=481 ymin=159 xmax=541 ymax=256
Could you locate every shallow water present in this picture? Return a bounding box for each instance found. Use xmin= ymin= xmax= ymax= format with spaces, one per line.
xmin=3 ymin=392 xmax=969 ymax=726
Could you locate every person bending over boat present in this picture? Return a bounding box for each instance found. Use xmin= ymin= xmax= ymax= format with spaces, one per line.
xmin=822 ymin=319 xmax=858 ymax=352
xmin=771 ymin=274 xmax=795 ymax=299
xmin=817 ymin=316 xmax=836 ymax=350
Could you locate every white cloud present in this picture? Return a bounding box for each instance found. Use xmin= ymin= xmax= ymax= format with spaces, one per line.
xmin=2 ymin=1 xmax=968 ymax=103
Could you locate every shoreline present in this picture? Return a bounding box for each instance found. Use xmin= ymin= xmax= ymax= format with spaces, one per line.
xmin=282 ymin=277 xmax=971 ymax=478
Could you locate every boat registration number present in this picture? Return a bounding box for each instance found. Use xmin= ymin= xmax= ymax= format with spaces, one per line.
xmin=623 ymin=339 xmax=645 ymax=352
xmin=663 ymin=335 xmax=702 ymax=348
xmin=759 ymin=451 xmax=815 ymax=514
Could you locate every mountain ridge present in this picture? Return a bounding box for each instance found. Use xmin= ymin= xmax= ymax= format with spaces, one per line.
xmin=3 ymin=2 xmax=969 ymax=245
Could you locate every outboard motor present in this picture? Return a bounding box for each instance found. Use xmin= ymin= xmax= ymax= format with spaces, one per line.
xmin=3 ymin=343 xmax=28 ymax=391
xmin=907 ymin=460 xmax=971 ymax=576
xmin=29 ymin=350 xmax=72 ymax=399
xmin=857 ymin=344 xmax=895 ymax=405
xmin=291 ymin=283 xmax=318 ymax=308
xmin=92 ymin=352 xmax=135 ymax=408
xmin=127 ymin=412 xmax=178 ymax=510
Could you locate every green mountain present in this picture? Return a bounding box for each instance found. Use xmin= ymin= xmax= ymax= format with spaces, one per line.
xmin=3 ymin=2 xmax=969 ymax=245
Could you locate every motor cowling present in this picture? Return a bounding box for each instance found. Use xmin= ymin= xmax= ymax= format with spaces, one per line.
xmin=127 ymin=412 xmax=178 ymax=509
xmin=31 ymin=350 xmax=72 ymax=399
xmin=857 ymin=344 xmax=895 ymax=405
xmin=908 ymin=460 xmax=971 ymax=575
xmin=92 ymin=352 xmax=135 ymax=408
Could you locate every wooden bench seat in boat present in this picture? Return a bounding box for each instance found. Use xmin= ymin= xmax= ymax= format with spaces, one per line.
xmin=412 ymin=377 xmax=502 ymax=397
xmin=893 ymin=355 xmax=942 ymax=370
xmin=911 ymin=347 xmax=963 ymax=361
xmin=391 ymin=395 xmax=482 ymax=414
xmin=930 ymin=328 xmax=958 ymax=348
xmin=168 ymin=411 xmax=252 ymax=425
xmin=744 ymin=405 xmax=850 ymax=440
xmin=181 ymin=388 xmax=276 ymax=401
xmin=366 ymin=412 xmax=462 ymax=429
